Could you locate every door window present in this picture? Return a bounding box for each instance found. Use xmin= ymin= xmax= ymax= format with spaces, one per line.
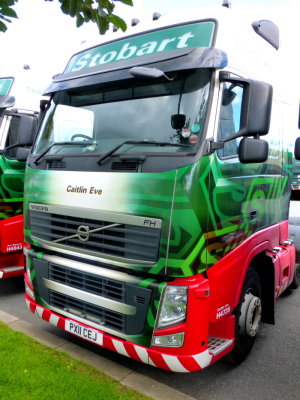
xmin=217 ymin=82 xmax=243 ymax=158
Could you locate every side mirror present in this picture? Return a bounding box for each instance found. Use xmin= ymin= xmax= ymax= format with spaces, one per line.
xmin=238 ymin=137 xmax=269 ymax=164
xmin=17 ymin=114 xmax=38 ymax=146
xmin=40 ymin=99 xmax=49 ymax=112
xmin=16 ymin=147 xmax=31 ymax=162
xmin=294 ymin=137 xmax=300 ymax=160
xmin=1 ymin=113 xmax=38 ymax=154
xmin=219 ymin=72 xmax=273 ymax=141
xmin=240 ymin=80 xmax=273 ymax=136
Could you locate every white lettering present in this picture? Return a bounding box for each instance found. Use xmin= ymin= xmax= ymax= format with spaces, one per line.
xmin=157 ymin=37 xmax=176 ymax=52
xmin=116 ymin=42 xmax=137 ymax=60
xmin=176 ymin=32 xmax=194 ymax=48
xmin=89 ymin=53 xmax=102 ymax=67
xmin=216 ymin=304 xmax=231 ymax=319
xmin=100 ymin=51 xmax=117 ymax=64
xmin=68 ymin=29 xmax=199 ymax=72
xmin=7 ymin=243 xmax=23 ymax=252
xmin=72 ymin=54 xmax=91 ymax=71
xmin=136 ymin=41 xmax=157 ymax=56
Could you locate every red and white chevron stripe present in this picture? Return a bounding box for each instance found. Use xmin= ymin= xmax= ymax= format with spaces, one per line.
xmin=25 ymin=292 xmax=214 ymax=373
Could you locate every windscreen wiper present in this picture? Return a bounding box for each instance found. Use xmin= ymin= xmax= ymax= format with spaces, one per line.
xmin=35 ymin=140 xmax=96 ymax=165
xmin=98 ymin=140 xmax=191 ymax=165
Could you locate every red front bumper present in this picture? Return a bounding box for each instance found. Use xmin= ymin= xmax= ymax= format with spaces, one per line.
xmin=24 ymin=274 xmax=232 ymax=372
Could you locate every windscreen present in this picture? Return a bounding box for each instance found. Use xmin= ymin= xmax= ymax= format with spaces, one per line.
xmin=33 ymin=69 xmax=211 ymax=158
xmin=0 ymin=77 xmax=14 ymax=96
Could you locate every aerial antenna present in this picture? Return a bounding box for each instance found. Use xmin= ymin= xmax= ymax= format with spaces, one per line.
xmin=222 ymin=0 xmax=232 ymax=8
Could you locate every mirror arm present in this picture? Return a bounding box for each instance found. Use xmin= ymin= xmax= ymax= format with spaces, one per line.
xmin=210 ymin=141 xmax=224 ymax=151
xmin=0 ymin=143 xmax=20 ymax=153
xmin=204 ymin=138 xmax=224 ymax=155
xmin=207 ymin=132 xmax=262 ymax=155
xmin=0 ymin=140 xmax=33 ymax=154
xmin=220 ymin=128 xmax=248 ymax=143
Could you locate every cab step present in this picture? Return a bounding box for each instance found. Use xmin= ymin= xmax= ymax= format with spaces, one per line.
xmin=208 ymin=336 xmax=233 ymax=356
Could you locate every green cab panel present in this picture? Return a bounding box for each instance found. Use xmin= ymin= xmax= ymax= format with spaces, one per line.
xmin=24 ymin=144 xmax=291 ymax=278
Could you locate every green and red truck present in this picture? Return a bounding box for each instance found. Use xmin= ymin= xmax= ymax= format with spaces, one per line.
xmin=291 ymin=157 xmax=300 ymax=200
xmin=22 ymin=7 xmax=299 ymax=372
xmin=0 ymin=75 xmax=39 ymax=279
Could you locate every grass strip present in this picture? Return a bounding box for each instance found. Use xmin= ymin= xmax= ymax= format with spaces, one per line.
xmin=0 ymin=322 xmax=152 ymax=400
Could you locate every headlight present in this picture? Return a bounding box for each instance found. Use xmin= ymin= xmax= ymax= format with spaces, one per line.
xmin=156 ymin=285 xmax=188 ymax=328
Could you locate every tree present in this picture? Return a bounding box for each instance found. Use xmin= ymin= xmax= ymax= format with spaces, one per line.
xmin=0 ymin=0 xmax=18 ymax=32
xmin=0 ymin=0 xmax=133 ymax=34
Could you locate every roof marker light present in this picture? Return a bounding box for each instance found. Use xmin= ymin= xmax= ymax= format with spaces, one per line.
xmin=131 ymin=18 xmax=140 ymax=27
xmin=222 ymin=0 xmax=232 ymax=8
xmin=152 ymin=12 xmax=161 ymax=21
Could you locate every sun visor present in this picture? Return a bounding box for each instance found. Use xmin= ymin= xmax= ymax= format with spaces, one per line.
xmin=44 ymin=19 xmax=228 ymax=94
xmin=45 ymin=47 xmax=227 ymax=94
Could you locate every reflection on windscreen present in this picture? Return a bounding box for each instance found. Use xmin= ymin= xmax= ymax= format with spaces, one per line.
xmin=52 ymin=105 xmax=94 ymax=142
xmin=33 ymin=69 xmax=211 ymax=157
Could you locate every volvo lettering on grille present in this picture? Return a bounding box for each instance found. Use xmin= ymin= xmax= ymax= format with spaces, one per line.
xmin=53 ymin=222 xmax=121 ymax=243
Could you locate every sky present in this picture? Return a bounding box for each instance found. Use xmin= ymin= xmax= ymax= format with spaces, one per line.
xmin=0 ymin=0 xmax=299 ymax=102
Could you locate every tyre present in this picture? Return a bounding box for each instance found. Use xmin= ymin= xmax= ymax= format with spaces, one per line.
xmin=290 ymin=263 xmax=300 ymax=289
xmin=225 ymin=267 xmax=262 ymax=365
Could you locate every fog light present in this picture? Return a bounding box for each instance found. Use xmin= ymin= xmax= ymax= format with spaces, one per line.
xmin=152 ymin=332 xmax=185 ymax=347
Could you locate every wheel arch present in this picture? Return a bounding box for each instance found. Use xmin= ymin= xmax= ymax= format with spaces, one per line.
xmin=248 ymin=252 xmax=275 ymax=324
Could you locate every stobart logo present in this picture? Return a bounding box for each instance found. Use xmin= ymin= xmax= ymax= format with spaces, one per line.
xmin=65 ymin=21 xmax=215 ymax=73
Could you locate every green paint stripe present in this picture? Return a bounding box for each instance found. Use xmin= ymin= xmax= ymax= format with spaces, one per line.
xmin=138 ymin=278 xmax=156 ymax=288
xmin=30 ymin=269 xmax=36 ymax=281
xmin=147 ymin=310 xmax=155 ymax=328
xmin=36 ymin=252 xmax=44 ymax=260
xmin=180 ymin=235 xmax=206 ymax=274
xmin=0 ymin=198 xmax=23 ymax=202
xmin=205 ymin=224 xmax=239 ymax=239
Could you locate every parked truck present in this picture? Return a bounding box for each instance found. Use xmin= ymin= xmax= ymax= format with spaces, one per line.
xmin=291 ymin=157 xmax=300 ymax=200
xmin=22 ymin=6 xmax=299 ymax=372
xmin=0 ymin=74 xmax=39 ymax=278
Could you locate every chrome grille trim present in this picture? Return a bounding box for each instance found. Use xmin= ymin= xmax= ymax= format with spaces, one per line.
xmin=32 ymin=238 xmax=155 ymax=267
xmin=29 ymin=203 xmax=161 ymax=264
xmin=43 ymin=278 xmax=136 ymax=315
xmin=30 ymin=250 xmax=152 ymax=337
xmin=29 ymin=203 xmax=162 ymax=229
xmin=50 ymin=291 xmax=125 ymax=331
xmin=39 ymin=252 xmax=142 ymax=284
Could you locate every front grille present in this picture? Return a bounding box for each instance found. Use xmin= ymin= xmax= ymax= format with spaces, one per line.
xmin=49 ymin=264 xmax=125 ymax=301
xmin=29 ymin=210 xmax=161 ymax=262
xmin=36 ymin=261 xmax=153 ymax=335
xmin=50 ymin=291 xmax=125 ymax=332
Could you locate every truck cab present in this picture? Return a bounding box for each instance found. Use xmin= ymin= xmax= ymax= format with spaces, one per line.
xmin=0 ymin=77 xmax=38 ymax=278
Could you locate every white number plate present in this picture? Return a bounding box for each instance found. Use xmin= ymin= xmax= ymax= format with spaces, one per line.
xmin=65 ymin=320 xmax=103 ymax=345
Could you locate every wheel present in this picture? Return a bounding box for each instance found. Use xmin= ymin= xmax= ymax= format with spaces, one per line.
xmin=225 ymin=267 xmax=262 ymax=365
xmin=290 ymin=264 xmax=300 ymax=289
